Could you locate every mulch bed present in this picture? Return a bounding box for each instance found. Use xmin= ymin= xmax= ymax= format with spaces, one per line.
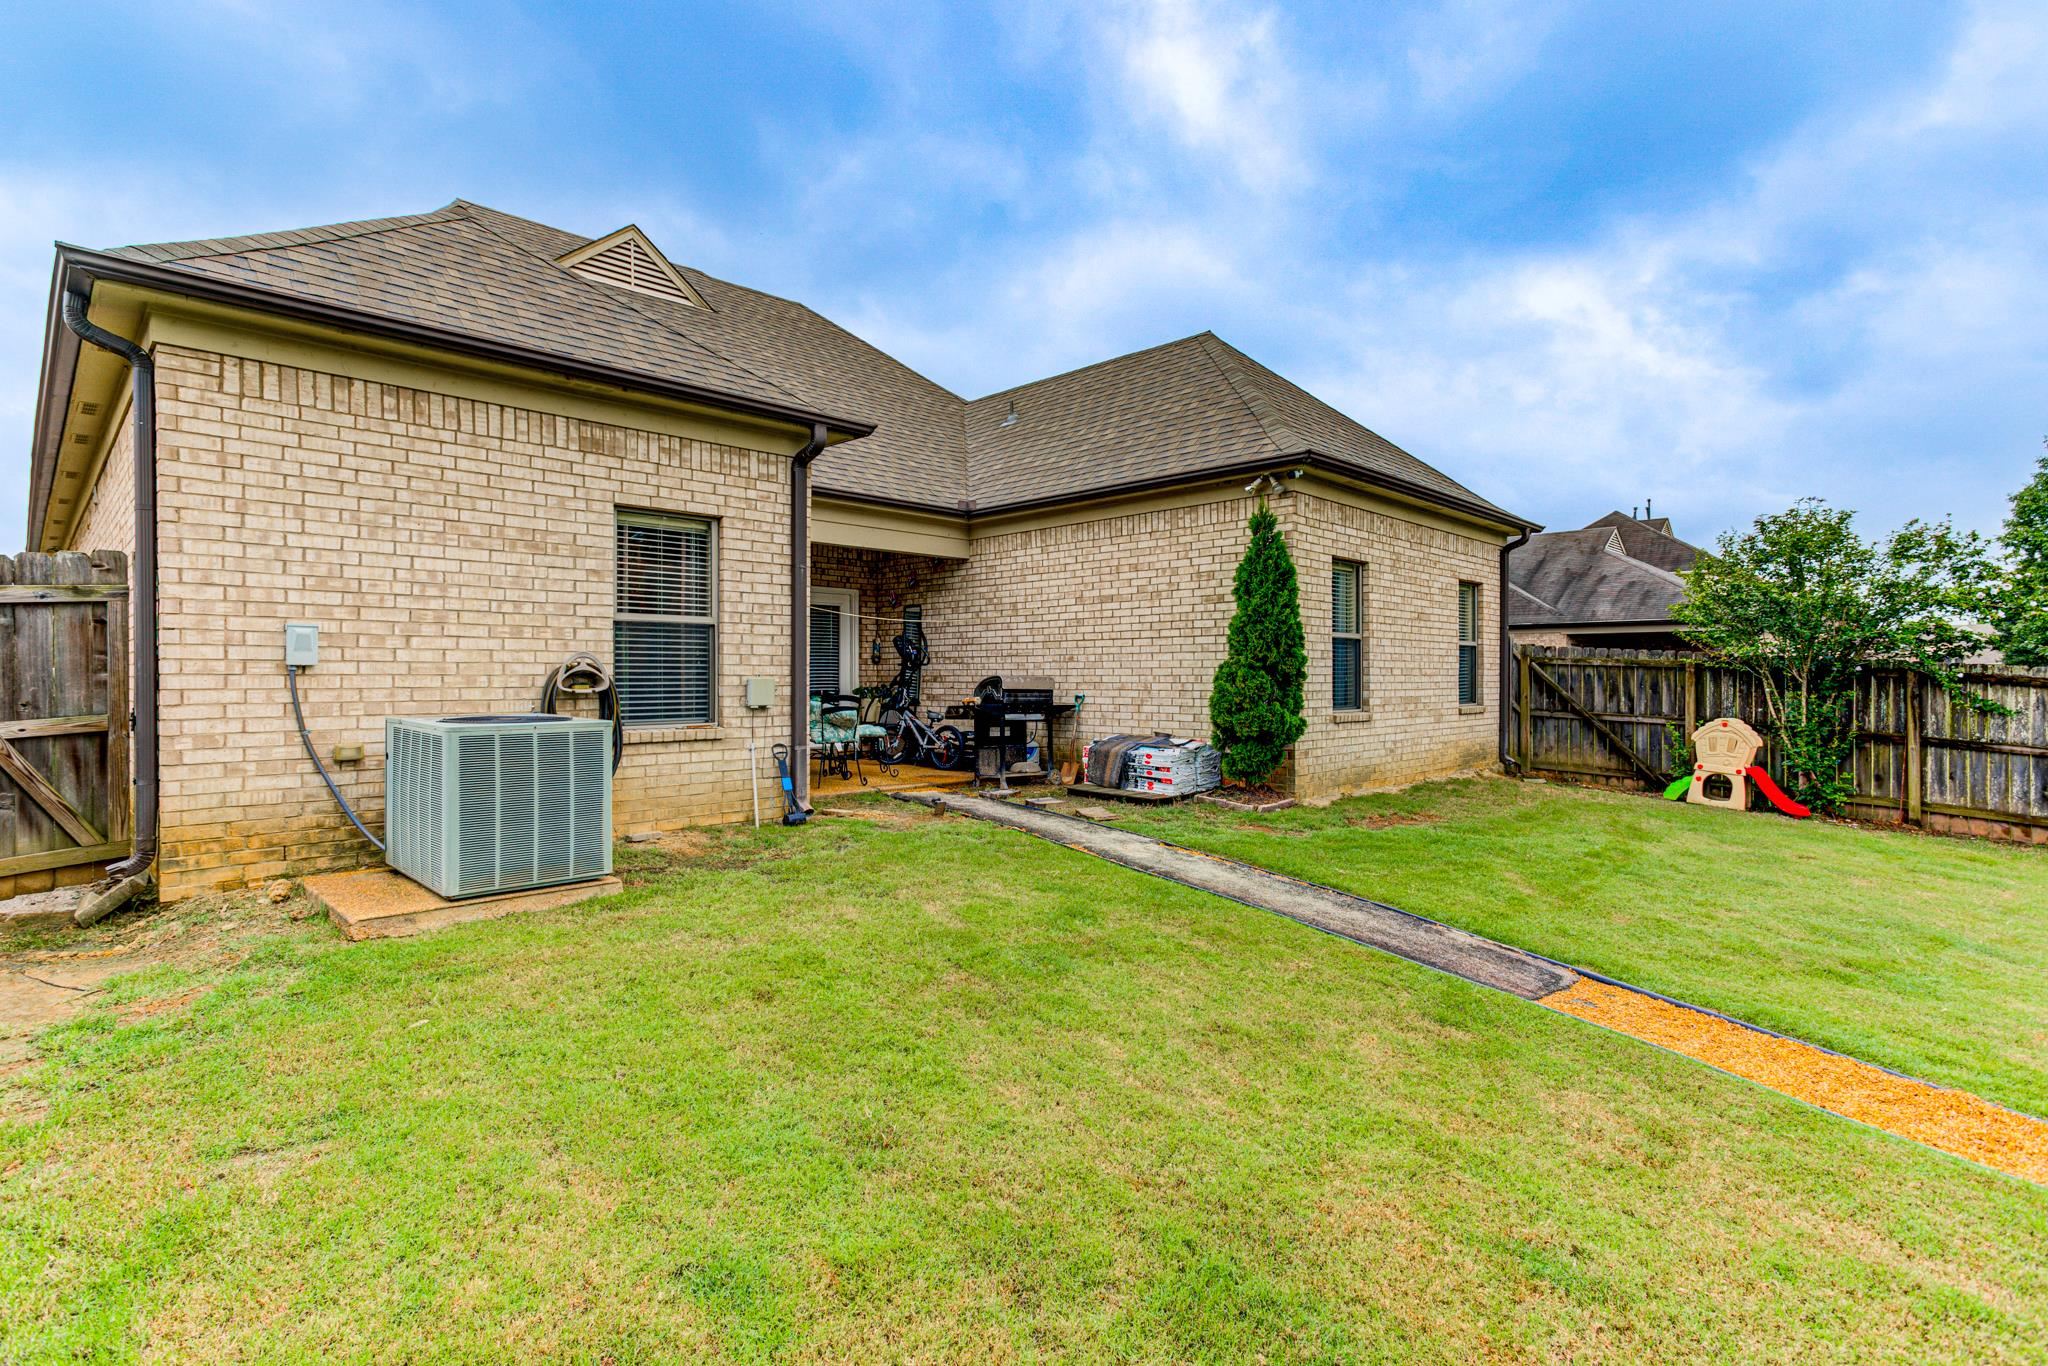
xmin=1544 ymin=977 xmax=2048 ymax=1185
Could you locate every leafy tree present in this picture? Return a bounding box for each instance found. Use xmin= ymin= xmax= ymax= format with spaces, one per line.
xmin=1674 ymin=499 xmax=1996 ymax=813
xmin=1990 ymin=445 xmax=2048 ymax=666
xmin=1209 ymin=501 xmax=1307 ymax=785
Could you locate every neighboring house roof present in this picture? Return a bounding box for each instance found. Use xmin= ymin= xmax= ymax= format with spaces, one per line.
xmin=1509 ymin=514 xmax=1698 ymax=628
xmin=1582 ymin=509 xmax=1697 ymax=572
xmin=42 ymin=199 xmax=1526 ymax=534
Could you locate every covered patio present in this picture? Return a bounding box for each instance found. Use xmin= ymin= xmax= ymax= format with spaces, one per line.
xmin=806 ymin=500 xmax=976 ymax=798
xmin=812 ymin=760 xmax=973 ymax=802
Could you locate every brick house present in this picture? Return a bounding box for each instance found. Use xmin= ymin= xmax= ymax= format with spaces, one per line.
xmin=1509 ymin=509 xmax=1700 ymax=650
xmin=26 ymin=201 xmax=1535 ymax=898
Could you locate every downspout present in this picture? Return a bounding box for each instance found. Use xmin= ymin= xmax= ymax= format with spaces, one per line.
xmin=788 ymin=422 xmax=828 ymax=811
xmin=61 ymin=289 xmax=158 ymax=880
xmin=1497 ymin=528 xmax=1532 ymax=774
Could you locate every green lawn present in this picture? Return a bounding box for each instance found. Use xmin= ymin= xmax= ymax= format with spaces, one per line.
xmin=2 ymin=804 xmax=2045 ymax=1361
xmin=1116 ymin=777 xmax=2048 ymax=1118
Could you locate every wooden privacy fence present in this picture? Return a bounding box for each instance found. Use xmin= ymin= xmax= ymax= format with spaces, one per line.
xmin=1513 ymin=644 xmax=2048 ymax=841
xmin=0 ymin=552 xmax=131 ymax=896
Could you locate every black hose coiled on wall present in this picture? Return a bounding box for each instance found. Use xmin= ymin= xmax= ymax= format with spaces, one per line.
xmin=539 ymin=653 xmax=625 ymax=773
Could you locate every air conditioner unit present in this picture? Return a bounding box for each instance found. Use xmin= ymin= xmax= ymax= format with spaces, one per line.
xmin=384 ymin=714 xmax=613 ymax=899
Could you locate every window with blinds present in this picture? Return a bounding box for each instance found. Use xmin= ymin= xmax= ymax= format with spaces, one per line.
xmin=1457 ymin=581 xmax=1481 ymax=706
xmin=615 ymin=511 xmax=716 ymax=726
xmin=809 ymin=603 xmax=843 ymax=695
xmin=1332 ymin=561 xmax=1364 ymax=712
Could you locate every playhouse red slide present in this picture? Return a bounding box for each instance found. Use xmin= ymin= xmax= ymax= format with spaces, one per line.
xmin=1744 ymin=767 xmax=1811 ymax=819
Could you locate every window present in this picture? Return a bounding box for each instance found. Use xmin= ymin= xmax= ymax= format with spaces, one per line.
xmin=1332 ymin=560 xmax=1364 ymax=712
xmin=615 ymin=511 xmax=716 ymax=725
xmin=1457 ymin=581 xmax=1481 ymax=706
xmin=808 ymin=587 xmax=858 ymax=695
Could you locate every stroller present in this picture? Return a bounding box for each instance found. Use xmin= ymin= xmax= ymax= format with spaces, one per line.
xmin=875 ymin=630 xmax=967 ymax=770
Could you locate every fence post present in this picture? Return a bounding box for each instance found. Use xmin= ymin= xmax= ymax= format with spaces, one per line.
xmin=1904 ymin=672 xmax=1924 ymax=827
xmin=1516 ymin=647 xmax=1532 ymax=770
xmin=1682 ymin=659 xmax=1698 ymax=750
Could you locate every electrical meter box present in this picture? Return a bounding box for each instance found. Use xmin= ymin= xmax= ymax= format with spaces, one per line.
xmin=284 ymin=623 xmax=319 ymax=667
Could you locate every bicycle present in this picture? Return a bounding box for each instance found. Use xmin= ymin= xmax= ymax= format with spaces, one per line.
xmin=869 ymin=633 xmax=967 ymax=770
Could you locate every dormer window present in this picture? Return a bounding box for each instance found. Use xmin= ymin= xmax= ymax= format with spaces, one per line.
xmin=556 ymin=226 xmax=707 ymax=307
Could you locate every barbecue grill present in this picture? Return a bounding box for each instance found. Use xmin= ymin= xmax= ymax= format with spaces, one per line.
xmin=970 ymin=675 xmax=1074 ymax=784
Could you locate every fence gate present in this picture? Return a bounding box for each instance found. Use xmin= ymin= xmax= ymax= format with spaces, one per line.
xmin=0 ymin=551 xmax=130 ymax=896
xmin=1514 ymin=647 xmax=1696 ymax=785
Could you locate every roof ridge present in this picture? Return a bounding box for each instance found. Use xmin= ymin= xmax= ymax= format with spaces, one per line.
xmin=1633 ymin=522 xmax=1696 ymax=555
xmin=1588 ymin=509 xmax=1696 ymax=551
xmin=1195 ymin=332 xmax=1302 ymax=457
xmin=1585 ymin=529 xmax=1690 ymax=588
xmin=114 ymin=204 xmax=470 ymax=263
xmin=458 ymin=207 xmax=818 ymax=413
xmin=1629 ymin=556 xmax=1690 ymax=589
xmin=968 ymin=331 xmax=1216 ymax=405
xmin=1509 ymin=581 xmax=1561 ymax=614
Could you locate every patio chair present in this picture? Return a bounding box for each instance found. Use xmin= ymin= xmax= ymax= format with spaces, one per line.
xmin=809 ymin=691 xmax=888 ymax=787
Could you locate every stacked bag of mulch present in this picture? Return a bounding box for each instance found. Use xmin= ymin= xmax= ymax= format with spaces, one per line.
xmin=1120 ymin=738 xmax=1223 ymax=796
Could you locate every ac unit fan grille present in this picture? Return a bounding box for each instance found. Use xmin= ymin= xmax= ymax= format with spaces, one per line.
xmin=385 ymin=715 xmax=612 ymax=899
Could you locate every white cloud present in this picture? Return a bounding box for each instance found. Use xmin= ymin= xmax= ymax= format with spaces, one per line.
xmin=776 ymin=0 xmax=2046 ymax=540
xmin=835 ymin=218 xmax=1249 ymax=398
xmin=1894 ymin=0 xmax=2048 ymax=135
xmin=1402 ymin=0 xmax=1562 ymax=110
xmin=170 ymin=0 xmax=552 ymax=114
xmin=1092 ymin=0 xmax=1308 ymax=192
xmin=1282 ymin=0 xmax=2048 ymax=538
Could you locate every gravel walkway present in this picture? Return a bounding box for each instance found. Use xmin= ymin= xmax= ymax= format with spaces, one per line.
xmin=1546 ymin=977 xmax=2048 ymax=1184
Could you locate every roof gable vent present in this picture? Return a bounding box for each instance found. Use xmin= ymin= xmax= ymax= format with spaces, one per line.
xmin=556 ymin=226 xmax=706 ymax=307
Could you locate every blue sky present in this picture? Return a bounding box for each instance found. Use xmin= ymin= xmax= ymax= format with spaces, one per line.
xmin=3 ymin=0 xmax=2043 ymax=547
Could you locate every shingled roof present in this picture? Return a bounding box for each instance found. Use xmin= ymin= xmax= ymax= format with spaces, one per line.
xmin=1509 ymin=515 xmax=1698 ymax=628
xmin=962 ymin=333 xmax=1516 ymax=519
xmin=1582 ymin=509 xmax=1697 ymax=572
xmin=79 ymin=199 xmax=1520 ymax=526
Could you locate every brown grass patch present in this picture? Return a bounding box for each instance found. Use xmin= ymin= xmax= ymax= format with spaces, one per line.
xmin=1544 ymin=977 xmax=2048 ymax=1184
xmin=1344 ymin=809 xmax=1441 ymax=830
xmin=814 ymin=803 xmax=927 ymax=827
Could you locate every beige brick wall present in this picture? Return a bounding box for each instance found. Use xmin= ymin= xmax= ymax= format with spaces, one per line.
xmin=130 ymin=343 xmax=797 ymax=898
xmin=814 ymin=490 xmax=1504 ymax=796
xmin=63 ymin=341 xmax=1507 ymax=896
xmin=1282 ymin=492 xmax=1501 ymax=796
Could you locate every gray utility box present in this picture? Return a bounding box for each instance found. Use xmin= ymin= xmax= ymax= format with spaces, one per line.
xmin=384 ymin=714 xmax=613 ymax=899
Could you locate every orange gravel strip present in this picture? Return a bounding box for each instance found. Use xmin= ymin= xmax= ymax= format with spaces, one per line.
xmin=1542 ymin=977 xmax=2048 ymax=1185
